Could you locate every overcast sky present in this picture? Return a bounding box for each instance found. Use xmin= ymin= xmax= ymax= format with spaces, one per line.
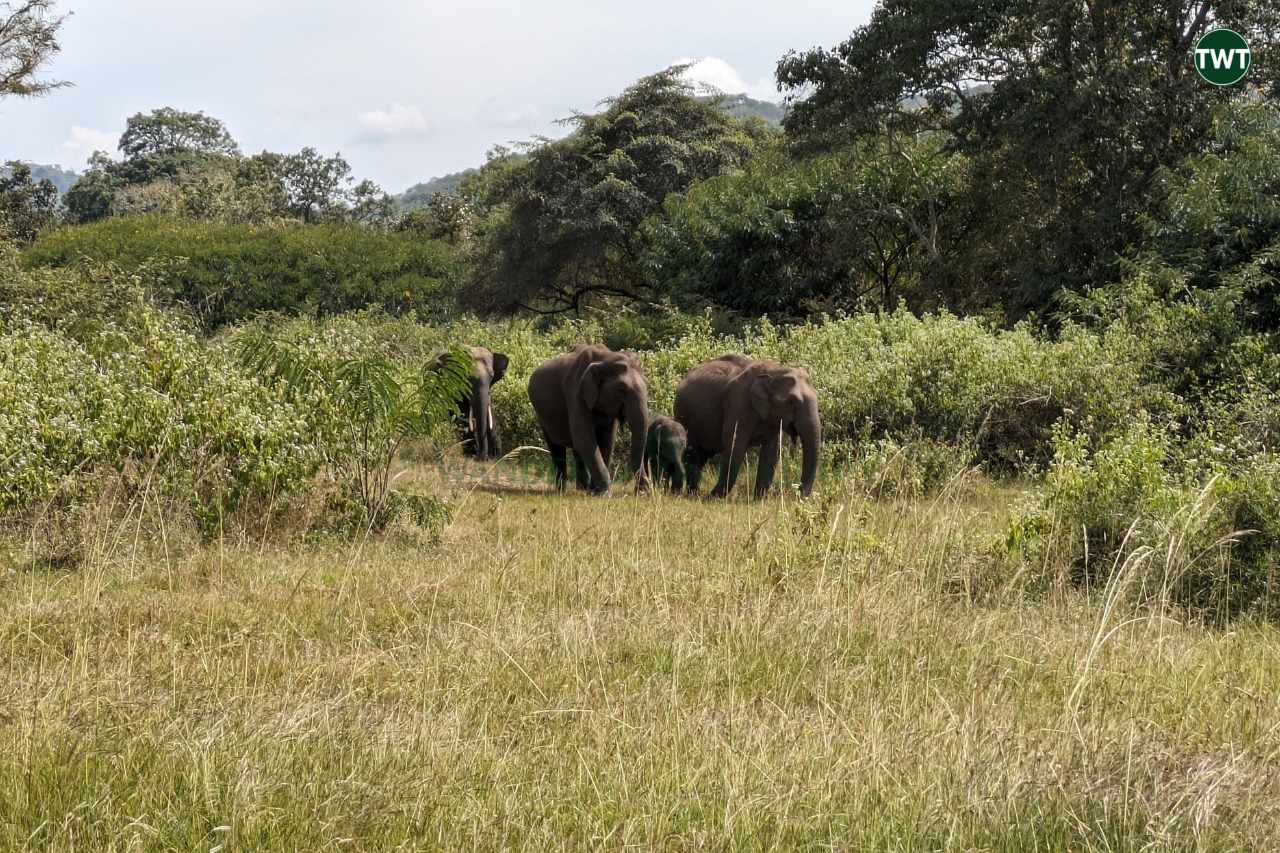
xmin=2 ymin=1 xmax=874 ymax=192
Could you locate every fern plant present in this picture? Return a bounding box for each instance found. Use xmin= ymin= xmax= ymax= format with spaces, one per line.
xmin=239 ymin=326 xmax=472 ymax=529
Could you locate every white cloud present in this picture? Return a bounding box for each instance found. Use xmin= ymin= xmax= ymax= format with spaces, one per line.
xmin=61 ymin=126 xmax=117 ymax=168
xmin=673 ymin=56 xmax=778 ymax=102
xmin=356 ymin=103 xmax=431 ymax=142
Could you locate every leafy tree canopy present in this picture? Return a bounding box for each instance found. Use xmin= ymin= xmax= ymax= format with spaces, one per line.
xmin=24 ymin=215 xmax=459 ymax=328
xmin=468 ymin=68 xmax=776 ymax=315
xmin=0 ymin=160 xmax=57 ymax=243
xmin=646 ymin=133 xmax=963 ymax=319
xmin=119 ymin=107 xmax=240 ymax=160
xmin=0 ymin=0 xmax=66 ymax=99
xmin=60 ymin=109 xmax=393 ymax=229
xmin=777 ymin=0 xmax=1280 ymax=315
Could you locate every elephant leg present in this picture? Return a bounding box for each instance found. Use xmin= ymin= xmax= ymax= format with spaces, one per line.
xmin=485 ymin=426 xmax=501 ymax=461
xmin=457 ymin=400 xmax=478 ymax=458
xmin=665 ymin=456 xmax=685 ymax=493
xmin=683 ymin=447 xmax=709 ymax=495
xmin=710 ymin=433 xmax=751 ymax=499
xmin=596 ymin=421 xmax=616 ymax=469
xmin=547 ymin=436 xmax=569 ymax=491
xmin=754 ymin=432 xmax=782 ymax=499
xmin=571 ymin=449 xmax=592 ymax=491
xmin=453 ymin=415 xmax=472 ymax=458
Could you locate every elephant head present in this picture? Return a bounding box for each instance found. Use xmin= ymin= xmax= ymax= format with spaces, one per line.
xmin=745 ymin=363 xmax=821 ymax=497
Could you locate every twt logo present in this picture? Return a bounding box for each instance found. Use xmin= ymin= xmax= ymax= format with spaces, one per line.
xmin=1193 ymin=28 xmax=1251 ymax=86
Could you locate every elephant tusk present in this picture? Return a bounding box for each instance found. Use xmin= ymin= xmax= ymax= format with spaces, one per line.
xmin=488 ymin=404 xmax=494 ymax=432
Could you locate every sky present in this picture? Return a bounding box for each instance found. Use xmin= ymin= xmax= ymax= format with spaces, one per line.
xmin=2 ymin=1 xmax=874 ymax=193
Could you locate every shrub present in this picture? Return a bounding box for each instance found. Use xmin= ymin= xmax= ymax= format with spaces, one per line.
xmin=270 ymin=308 xmax=1165 ymax=477
xmin=1003 ymin=420 xmax=1280 ymax=621
xmin=0 ymin=304 xmax=316 ymax=534
xmin=845 ymin=436 xmax=978 ymax=500
xmin=237 ymin=319 xmax=472 ymax=528
xmin=0 ymin=242 xmax=319 ymax=542
xmin=23 ymin=215 xmax=460 ymax=329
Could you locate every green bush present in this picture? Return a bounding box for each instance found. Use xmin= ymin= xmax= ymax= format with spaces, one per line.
xmin=263 ymin=308 xmax=1161 ymax=476
xmin=0 ymin=309 xmax=315 ymax=526
xmin=23 ymin=216 xmax=459 ymax=329
xmin=0 ymin=247 xmax=317 ymax=535
xmin=636 ymin=309 xmax=1157 ymax=473
xmin=844 ymin=436 xmax=978 ymax=500
xmin=1003 ymin=420 xmax=1280 ymax=621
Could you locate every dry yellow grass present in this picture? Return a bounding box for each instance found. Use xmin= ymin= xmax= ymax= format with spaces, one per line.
xmin=2 ymin=463 xmax=1279 ymax=850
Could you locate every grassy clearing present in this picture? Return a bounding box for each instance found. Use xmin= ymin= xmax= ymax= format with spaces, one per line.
xmin=2 ymin=464 xmax=1279 ymax=850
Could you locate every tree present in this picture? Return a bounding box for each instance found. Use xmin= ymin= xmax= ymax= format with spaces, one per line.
xmin=647 ymin=134 xmax=962 ymax=318
xmin=350 ymin=179 xmax=395 ymax=227
xmin=777 ymin=0 xmax=1280 ymax=316
xmin=1145 ymin=99 xmax=1280 ymax=330
xmin=239 ymin=333 xmax=473 ymax=528
xmin=61 ymin=154 xmax=117 ymax=224
xmin=396 ymin=192 xmax=475 ymax=244
xmin=63 ymin=109 xmax=245 ymax=221
xmin=276 ymin=147 xmax=353 ymax=223
xmin=469 ymin=68 xmax=773 ymax=314
xmin=25 ymin=216 xmax=461 ymax=328
xmin=119 ymin=108 xmax=240 ymax=160
xmin=0 ymin=1 xmax=67 ymax=100
xmin=0 ymin=161 xmax=57 ymax=242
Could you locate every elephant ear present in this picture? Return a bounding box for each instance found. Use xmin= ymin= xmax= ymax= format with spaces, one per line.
xmin=580 ymin=362 xmax=604 ymax=411
xmin=491 ymin=353 xmax=509 ymax=384
xmin=749 ymin=374 xmax=772 ymax=420
xmin=580 ymin=359 xmax=626 ymax=411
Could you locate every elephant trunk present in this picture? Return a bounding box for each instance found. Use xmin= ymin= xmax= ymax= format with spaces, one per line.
xmin=798 ymin=396 xmax=821 ymax=498
xmin=470 ymin=380 xmax=492 ymax=460
xmin=624 ymin=385 xmax=649 ymax=479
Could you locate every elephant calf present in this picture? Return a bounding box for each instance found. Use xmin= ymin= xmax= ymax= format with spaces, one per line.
xmin=642 ymin=415 xmax=687 ymax=492
xmin=528 ymin=344 xmax=650 ymax=494
xmin=674 ymin=354 xmax=821 ymax=498
xmin=434 ymin=346 xmax=508 ymax=461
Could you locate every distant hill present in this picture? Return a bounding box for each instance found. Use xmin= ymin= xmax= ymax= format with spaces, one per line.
xmin=698 ymin=93 xmax=786 ymax=126
xmin=1 ymin=162 xmax=81 ymax=195
xmin=395 ymin=95 xmax=786 ymax=211
xmin=396 ymin=169 xmax=477 ymax=211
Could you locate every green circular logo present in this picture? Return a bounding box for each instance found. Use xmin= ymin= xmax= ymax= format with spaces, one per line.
xmin=1193 ymin=28 xmax=1251 ymax=86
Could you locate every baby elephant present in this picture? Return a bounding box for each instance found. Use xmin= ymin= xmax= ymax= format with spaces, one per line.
xmin=642 ymin=415 xmax=688 ymax=492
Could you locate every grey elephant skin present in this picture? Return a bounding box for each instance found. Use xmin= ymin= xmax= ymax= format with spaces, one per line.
xmin=436 ymin=346 xmax=509 ymax=461
xmin=642 ymin=415 xmax=688 ymax=492
xmin=674 ymin=354 xmax=821 ymax=498
xmin=528 ymin=345 xmax=650 ymax=494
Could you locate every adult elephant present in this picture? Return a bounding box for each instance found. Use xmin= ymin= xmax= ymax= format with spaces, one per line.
xmin=436 ymin=346 xmax=508 ymax=460
xmin=528 ymin=345 xmax=649 ymax=494
xmin=674 ymin=354 xmax=821 ymax=498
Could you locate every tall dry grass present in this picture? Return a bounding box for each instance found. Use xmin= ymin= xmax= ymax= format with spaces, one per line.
xmin=2 ymin=462 xmax=1279 ymax=850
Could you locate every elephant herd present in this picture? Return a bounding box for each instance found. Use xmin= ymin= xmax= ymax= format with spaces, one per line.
xmin=442 ymin=344 xmax=822 ymax=499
